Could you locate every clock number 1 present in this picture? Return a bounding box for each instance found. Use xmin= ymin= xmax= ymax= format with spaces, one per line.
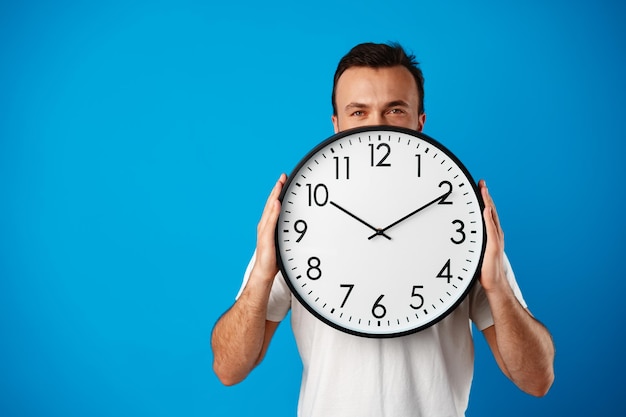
xmin=415 ymin=154 xmax=421 ymax=177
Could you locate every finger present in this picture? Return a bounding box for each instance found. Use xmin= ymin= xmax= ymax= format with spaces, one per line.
xmin=258 ymin=174 xmax=287 ymax=232
xmin=480 ymin=180 xmax=504 ymax=248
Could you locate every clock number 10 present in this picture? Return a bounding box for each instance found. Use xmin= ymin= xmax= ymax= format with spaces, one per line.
xmin=306 ymin=183 xmax=329 ymax=206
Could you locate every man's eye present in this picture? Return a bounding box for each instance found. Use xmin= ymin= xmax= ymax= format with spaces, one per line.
xmin=389 ymin=108 xmax=404 ymax=114
xmin=351 ymin=111 xmax=365 ymax=117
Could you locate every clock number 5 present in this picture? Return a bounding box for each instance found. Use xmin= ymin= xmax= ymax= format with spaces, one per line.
xmin=410 ymin=285 xmax=424 ymax=309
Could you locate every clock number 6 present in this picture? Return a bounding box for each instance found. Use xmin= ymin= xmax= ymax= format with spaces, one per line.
xmin=372 ymin=294 xmax=387 ymax=319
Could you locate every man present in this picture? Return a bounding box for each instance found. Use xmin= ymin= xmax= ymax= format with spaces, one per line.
xmin=211 ymin=42 xmax=555 ymax=416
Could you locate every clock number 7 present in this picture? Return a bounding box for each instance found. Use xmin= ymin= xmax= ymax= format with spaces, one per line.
xmin=339 ymin=284 xmax=354 ymax=308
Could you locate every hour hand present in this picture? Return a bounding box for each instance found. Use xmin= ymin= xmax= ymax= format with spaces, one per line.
xmin=329 ymin=201 xmax=391 ymax=240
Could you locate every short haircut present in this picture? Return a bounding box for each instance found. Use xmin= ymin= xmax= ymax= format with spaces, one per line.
xmin=331 ymin=42 xmax=425 ymax=116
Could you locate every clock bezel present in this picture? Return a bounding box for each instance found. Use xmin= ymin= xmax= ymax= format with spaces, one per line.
xmin=275 ymin=125 xmax=487 ymax=338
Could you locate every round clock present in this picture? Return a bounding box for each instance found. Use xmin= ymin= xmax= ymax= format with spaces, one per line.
xmin=275 ymin=126 xmax=486 ymax=338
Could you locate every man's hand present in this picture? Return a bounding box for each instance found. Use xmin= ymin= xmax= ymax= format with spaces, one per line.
xmin=478 ymin=179 xmax=506 ymax=293
xmin=252 ymin=173 xmax=287 ymax=283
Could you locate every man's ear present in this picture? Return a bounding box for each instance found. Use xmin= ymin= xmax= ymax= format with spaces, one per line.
xmin=417 ymin=113 xmax=427 ymax=132
xmin=331 ymin=114 xmax=339 ymax=133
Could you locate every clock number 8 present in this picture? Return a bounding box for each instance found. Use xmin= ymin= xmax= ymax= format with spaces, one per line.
xmin=307 ymin=256 xmax=322 ymax=280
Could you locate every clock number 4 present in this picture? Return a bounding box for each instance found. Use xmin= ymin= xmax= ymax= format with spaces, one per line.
xmin=437 ymin=259 xmax=453 ymax=284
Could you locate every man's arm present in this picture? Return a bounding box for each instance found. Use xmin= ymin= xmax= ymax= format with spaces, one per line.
xmin=478 ymin=180 xmax=555 ymax=397
xmin=211 ymin=174 xmax=287 ymax=386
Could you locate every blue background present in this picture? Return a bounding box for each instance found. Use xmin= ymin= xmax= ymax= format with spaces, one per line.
xmin=1 ymin=0 xmax=624 ymax=415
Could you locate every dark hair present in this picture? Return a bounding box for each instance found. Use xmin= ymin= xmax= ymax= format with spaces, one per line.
xmin=331 ymin=42 xmax=425 ymax=116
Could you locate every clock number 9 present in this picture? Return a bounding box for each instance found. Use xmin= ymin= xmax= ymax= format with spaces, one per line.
xmin=306 ymin=183 xmax=329 ymax=207
xmin=294 ymin=219 xmax=307 ymax=242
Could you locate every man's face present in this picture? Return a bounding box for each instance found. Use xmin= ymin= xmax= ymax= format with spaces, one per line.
xmin=332 ymin=65 xmax=426 ymax=133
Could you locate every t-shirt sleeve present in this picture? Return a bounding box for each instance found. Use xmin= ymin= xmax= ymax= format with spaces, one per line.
xmin=236 ymin=251 xmax=291 ymax=322
xmin=470 ymin=252 xmax=527 ymax=331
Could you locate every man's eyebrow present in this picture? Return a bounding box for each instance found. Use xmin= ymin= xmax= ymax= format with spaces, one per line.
xmin=344 ymin=102 xmax=369 ymax=111
xmin=386 ymin=100 xmax=410 ymax=108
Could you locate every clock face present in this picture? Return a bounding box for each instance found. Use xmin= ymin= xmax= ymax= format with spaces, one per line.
xmin=275 ymin=126 xmax=486 ymax=338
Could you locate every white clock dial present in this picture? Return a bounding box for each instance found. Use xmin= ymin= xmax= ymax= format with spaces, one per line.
xmin=276 ymin=126 xmax=486 ymax=337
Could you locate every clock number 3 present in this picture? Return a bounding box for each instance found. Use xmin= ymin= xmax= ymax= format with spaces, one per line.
xmin=451 ymin=220 xmax=465 ymax=244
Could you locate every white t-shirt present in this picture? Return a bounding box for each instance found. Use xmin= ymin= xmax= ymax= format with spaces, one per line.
xmin=238 ymin=252 xmax=526 ymax=417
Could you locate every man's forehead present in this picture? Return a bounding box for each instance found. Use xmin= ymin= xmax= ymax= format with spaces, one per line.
xmin=335 ymin=66 xmax=419 ymax=105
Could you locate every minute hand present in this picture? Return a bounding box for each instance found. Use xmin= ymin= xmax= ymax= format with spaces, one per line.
xmin=367 ymin=192 xmax=448 ymax=240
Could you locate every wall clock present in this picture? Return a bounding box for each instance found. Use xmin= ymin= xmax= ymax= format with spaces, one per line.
xmin=275 ymin=126 xmax=486 ymax=337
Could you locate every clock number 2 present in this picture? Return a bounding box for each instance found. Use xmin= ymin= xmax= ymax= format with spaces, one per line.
xmin=438 ymin=181 xmax=453 ymax=205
